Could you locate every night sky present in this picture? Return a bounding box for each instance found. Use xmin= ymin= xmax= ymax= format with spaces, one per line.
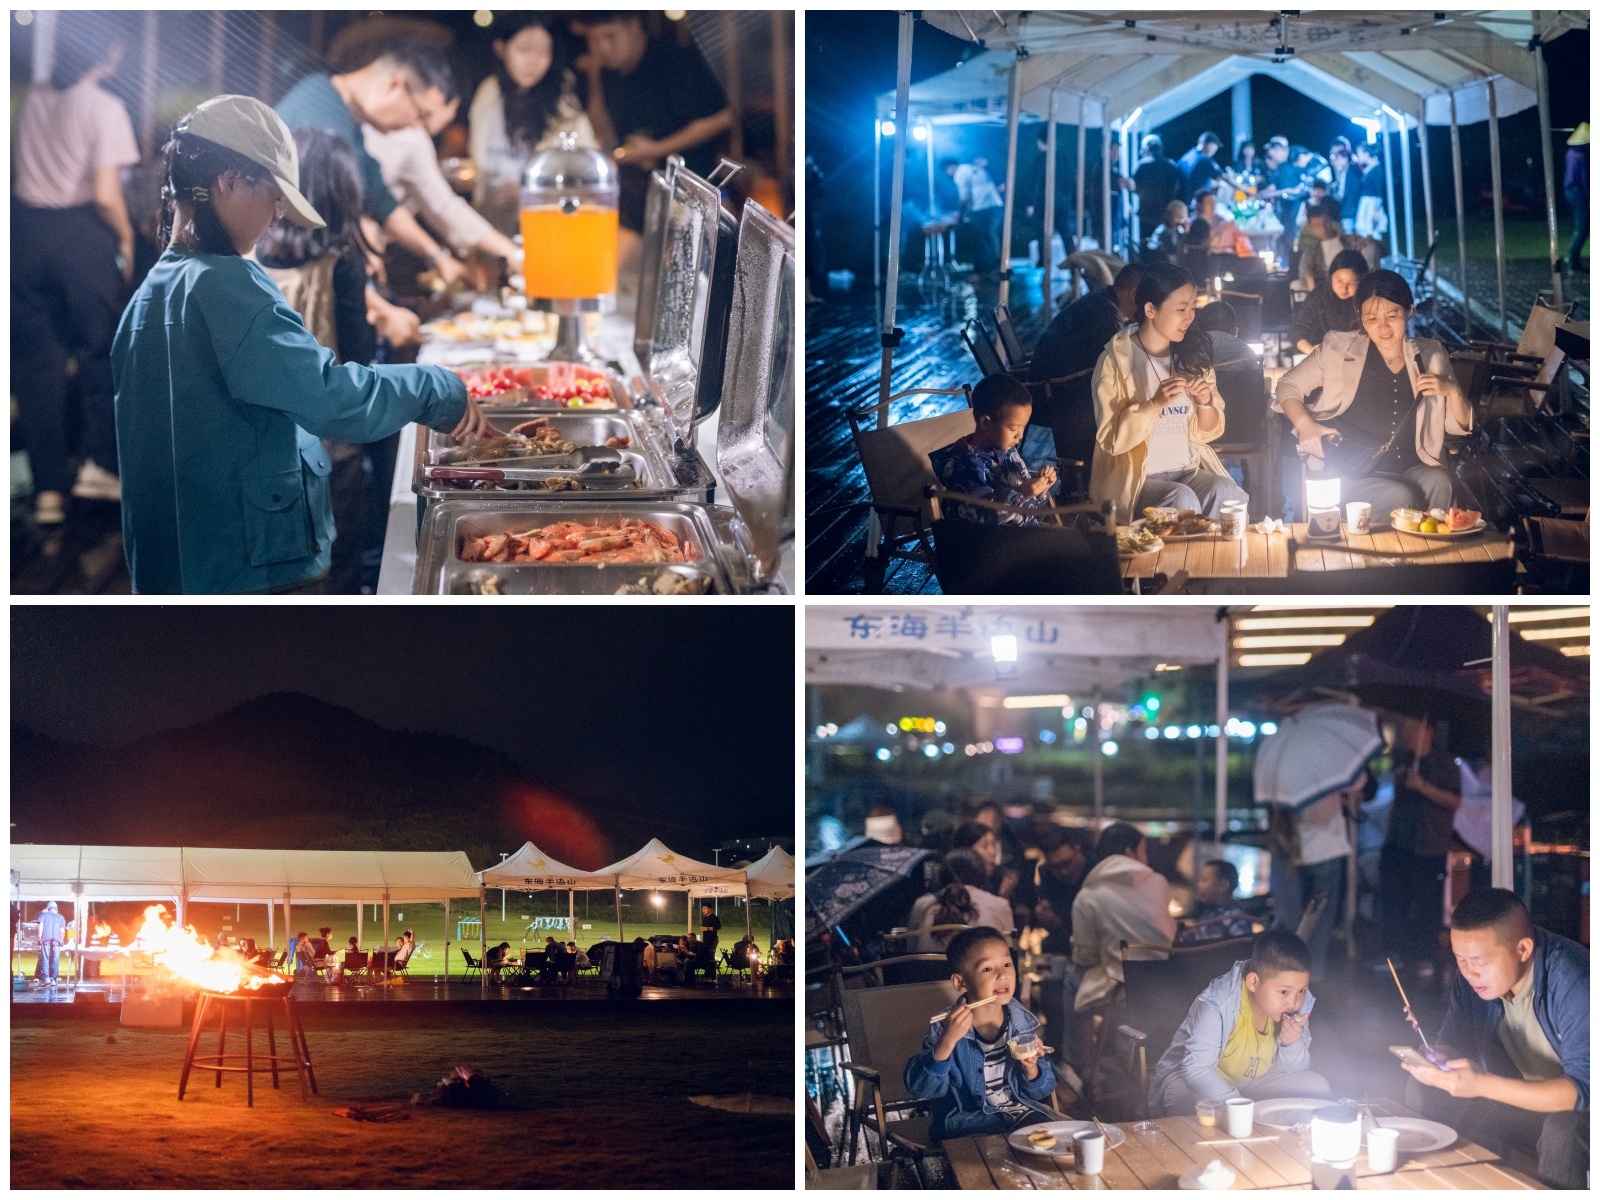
xmin=12 ymin=606 xmax=796 ymax=856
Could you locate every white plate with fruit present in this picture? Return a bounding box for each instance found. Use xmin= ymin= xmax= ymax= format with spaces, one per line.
xmin=1390 ymin=507 xmax=1485 ymax=537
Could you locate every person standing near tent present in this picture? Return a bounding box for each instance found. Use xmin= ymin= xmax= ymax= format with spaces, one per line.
xmin=1348 ymin=142 xmax=1389 ymax=242
xmin=1133 ymin=135 xmax=1182 ymax=249
xmin=36 ymin=901 xmax=68 ymax=987
xmin=699 ymin=901 xmax=723 ymax=957
xmin=942 ymin=156 xmax=1005 ymax=278
xmin=1376 ymin=715 xmax=1460 ymax=979
xmin=1177 ymin=132 xmax=1224 ymax=204
xmin=1564 ymin=122 xmax=1588 ymax=274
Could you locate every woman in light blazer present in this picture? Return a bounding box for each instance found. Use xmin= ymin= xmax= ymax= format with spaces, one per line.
xmin=1273 ymin=269 xmax=1471 ymax=517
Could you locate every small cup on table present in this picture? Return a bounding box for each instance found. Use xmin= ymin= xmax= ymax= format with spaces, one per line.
xmin=1072 ymin=1129 xmax=1105 ymax=1176
xmin=1345 ymin=501 xmax=1372 ymax=534
xmin=1224 ymin=1097 xmax=1254 ymax=1138
xmin=1365 ymin=1126 xmax=1399 ymax=1174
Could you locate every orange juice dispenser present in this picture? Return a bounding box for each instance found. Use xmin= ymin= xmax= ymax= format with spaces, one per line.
xmin=519 ymin=132 xmax=618 ymax=363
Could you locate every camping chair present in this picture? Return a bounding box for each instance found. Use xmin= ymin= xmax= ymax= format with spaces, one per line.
xmin=1211 ymin=350 xmax=1272 ymax=519
xmin=1221 ymin=290 xmax=1265 ymax=343
xmin=460 ymin=948 xmax=482 ymax=981
xmin=961 ymin=316 xmax=1009 ymax=377
xmin=992 ymin=304 xmax=1028 ymax=372
xmin=846 ymin=389 xmax=975 ymax=589
xmin=342 ymin=949 xmax=372 ymax=983
xmin=837 ymin=972 xmax=959 ymax=1176
xmin=1293 ymin=892 xmax=1331 ymax=945
xmin=1455 ymin=299 xmax=1573 ymax=415
xmin=1111 ymin=936 xmax=1255 ymax=1121
xmin=266 ymin=949 xmax=287 ymax=971
xmin=1519 ymin=513 xmax=1589 ymax=594
xmin=1281 ymin=536 xmax=1517 ymax=594
xmin=924 ymin=489 xmax=1124 ymax=595
xmin=1020 ymin=371 xmax=1094 ymax=502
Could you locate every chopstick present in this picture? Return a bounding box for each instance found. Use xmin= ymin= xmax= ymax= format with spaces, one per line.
xmin=1092 ymin=1116 xmax=1112 ymax=1140
xmin=929 ymin=993 xmax=1001 ymax=1024
xmin=1386 ymin=957 xmax=1414 ymax=1012
xmin=1195 ymin=1135 xmax=1281 ymax=1147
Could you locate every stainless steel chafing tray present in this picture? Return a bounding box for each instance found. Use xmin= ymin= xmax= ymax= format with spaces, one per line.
xmin=412 ymin=498 xmax=765 ymax=595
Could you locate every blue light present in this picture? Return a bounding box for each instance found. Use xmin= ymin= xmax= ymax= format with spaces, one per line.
xmin=1206 ymin=724 xmax=1220 ymax=738
xmin=912 ymin=124 xmax=928 ymax=141
xmin=875 ymin=747 xmax=892 ymax=762
xmin=1101 ymin=741 xmax=1119 ymax=758
xmin=1238 ymin=721 xmax=1257 ymax=739
xmin=1039 ymin=729 xmax=1057 ymax=744
xmin=942 ymin=742 xmax=955 ymax=754
xmin=1144 ymin=727 xmax=1160 ymax=740
xmin=923 ymin=744 xmax=940 ymax=759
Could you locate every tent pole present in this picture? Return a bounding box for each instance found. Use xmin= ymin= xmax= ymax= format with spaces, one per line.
xmin=1486 ymin=78 xmax=1507 ymax=337
xmin=1533 ymin=42 xmax=1565 ymax=308
xmin=267 ymin=901 xmax=274 ymax=951
xmin=356 ymin=903 xmax=362 ymax=948
xmin=1397 ymin=114 xmax=1415 ymax=261
xmin=998 ymin=48 xmax=1023 ymax=308
xmin=1074 ymin=106 xmax=1086 ymax=296
xmin=1417 ymin=111 xmax=1437 ymax=316
xmin=1448 ymin=91 xmax=1471 ymax=340
xmin=1215 ymin=619 xmax=1230 ymax=847
xmin=1381 ymin=116 xmax=1401 ymax=261
xmin=479 ymin=890 xmax=486 ymax=993
xmin=1100 ymin=107 xmax=1112 ymax=253
xmin=875 ymin=11 xmax=914 ymax=426
xmin=1490 ymin=607 xmax=1513 ymax=889
xmin=1092 ymin=687 xmax=1104 ymax=821
xmin=615 ymin=883 xmax=623 ymax=943
xmin=1043 ymin=89 xmax=1058 ymax=307
xmin=569 ymin=889 xmax=575 ymax=944
xmin=444 ymin=897 xmax=450 ymax=981
xmin=382 ymin=891 xmax=390 ymax=980
xmin=873 ymin=118 xmax=882 ymax=293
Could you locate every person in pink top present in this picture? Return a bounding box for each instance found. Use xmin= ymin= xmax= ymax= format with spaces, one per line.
xmin=12 ymin=35 xmax=141 ymax=526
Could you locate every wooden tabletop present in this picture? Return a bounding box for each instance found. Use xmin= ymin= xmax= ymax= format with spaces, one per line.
xmin=1121 ymin=523 xmax=1514 ymax=586
xmin=946 ymin=1102 xmax=1545 ymax=1190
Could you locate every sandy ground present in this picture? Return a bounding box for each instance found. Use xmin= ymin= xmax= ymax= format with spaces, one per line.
xmin=12 ymin=1001 xmax=793 ymax=1189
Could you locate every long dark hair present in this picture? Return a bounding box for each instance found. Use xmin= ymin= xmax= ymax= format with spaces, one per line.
xmin=1134 ymin=261 xmax=1212 ymax=377
xmin=497 ymin=15 xmax=569 ymax=149
xmin=255 ymin=128 xmax=371 ymax=268
xmin=157 ymin=130 xmax=273 ymax=257
xmin=930 ymin=848 xmax=987 ymax=940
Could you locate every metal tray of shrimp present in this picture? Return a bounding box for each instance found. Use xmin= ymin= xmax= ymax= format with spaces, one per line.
xmin=413 ymin=499 xmax=760 ymax=595
xmin=411 ymin=409 xmax=714 ymax=505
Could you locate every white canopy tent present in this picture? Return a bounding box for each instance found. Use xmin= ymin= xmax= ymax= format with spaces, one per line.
xmin=8 ymin=845 xmax=485 ymax=979
xmin=477 ymin=841 xmax=594 ymax=963
xmin=742 ymin=845 xmax=795 ymax=942
xmin=807 ymin=606 xmax=1232 ymax=828
xmin=589 ymin=838 xmax=749 ymax=940
xmin=871 ymin=10 xmax=1588 ymax=418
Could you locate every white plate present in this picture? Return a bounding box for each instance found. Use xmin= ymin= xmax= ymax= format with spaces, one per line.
xmin=1118 ymin=535 xmax=1165 ymax=558
xmin=1252 ymin=1097 xmax=1341 ymax=1130
xmin=1373 ymin=1116 xmax=1456 ymax=1153
xmin=1008 ymin=1119 xmax=1126 ymax=1159
xmin=1388 ymin=511 xmax=1487 ymax=538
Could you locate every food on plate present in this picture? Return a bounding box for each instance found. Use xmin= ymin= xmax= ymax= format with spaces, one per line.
xmin=1118 ymin=526 xmax=1162 ymax=555
xmin=1140 ymin=507 xmax=1214 ymax=537
xmin=459 ymin=518 xmax=690 ymax=565
xmin=1026 ymin=1130 xmax=1058 ymax=1149
xmin=613 ymin=571 xmax=712 ymax=595
xmin=452 ymin=365 xmax=614 ymax=407
xmin=422 ymin=313 xmax=551 ymax=344
xmin=1448 ymin=507 xmax=1481 ymax=530
xmin=507 ymin=418 xmax=579 ymax=454
xmin=1391 ymin=507 xmax=1425 ymax=532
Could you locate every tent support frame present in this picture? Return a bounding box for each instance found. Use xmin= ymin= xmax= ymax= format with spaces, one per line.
xmin=1486 ymin=78 xmax=1508 ymax=337
xmin=1382 ymin=117 xmax=1401 ymax=261
xmin=1074 ymin=108 xmax=1086 ymax=296
xmin=1417 ymin=114 xmax=1437 ymax=310
xmin=1490 ymin=608 xmax=1514 ymax=888
xmin=1448 ymin=92 xmax=1471 ymax=340
xmin=998 ymin=48 xmax=1023 ymax=307
xmin=1396 ymin=113 xmax=1416 ymax=261
xmin=1215 ymin=620 xmax=1229 ymax=845
xmin=1533 ymin=42 xmax=1565 ymax=307
xmin=875 ymin=12 xmax=914 ymax=426
xmin=1042 ymin=89 xmax=1058 ymax=305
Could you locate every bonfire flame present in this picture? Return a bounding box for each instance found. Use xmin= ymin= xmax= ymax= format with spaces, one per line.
xmin=133 ymin=905 xmax=289 ymax=993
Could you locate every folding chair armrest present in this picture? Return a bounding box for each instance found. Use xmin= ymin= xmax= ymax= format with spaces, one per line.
xmin=1116 ymin=1024 xmax=1148 ymax=1046
xmin=1488 ymin=375 xmax=1554 ymax=390
xmin=1156 ymin=569 xmax=1190 ymax=594
xmin=842 ymin=1063 xmax=882 ymax=1086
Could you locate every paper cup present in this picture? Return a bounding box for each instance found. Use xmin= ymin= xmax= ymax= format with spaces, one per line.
xmin=1073 ymin=1130 xmax=1105 ymax=1176
xmin=1346 ymin=501 xmax=1372 ymax=534
xmin=1219 ymin=502 xmax=1248 ymax=540
xmin=1365 ymin=1127 xmax=1399 ymax=1174
xmin=1224 ymin=1097 xmax=1254 ymax=1138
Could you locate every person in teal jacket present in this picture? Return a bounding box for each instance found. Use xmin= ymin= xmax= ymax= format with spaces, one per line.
xmin=112 ymin=94 xmax=487 ymax=593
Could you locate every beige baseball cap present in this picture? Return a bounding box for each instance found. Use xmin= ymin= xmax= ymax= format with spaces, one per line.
xmin=178 ymin=94 xmax=325 ymax=229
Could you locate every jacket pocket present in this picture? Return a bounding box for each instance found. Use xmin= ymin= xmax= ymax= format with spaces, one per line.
xmin=240 ymin=469 xmax=313 ymax=567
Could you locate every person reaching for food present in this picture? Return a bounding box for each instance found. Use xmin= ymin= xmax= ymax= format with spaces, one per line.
xmin=112 ymin=95 xmax=489 ymax=594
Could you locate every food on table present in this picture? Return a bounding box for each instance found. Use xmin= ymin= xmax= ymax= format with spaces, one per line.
xmin=1026 ymin=1130 xmax=1057 ymax=1150
xmin=1140 ymin=507 xmax=1215 ymax=537
xmin=613 ymin=571 xmax=712 ymax=595
xmin=1448 ymin=507 xmax=1481 ymax=530
xmin=507 ymin=418 xmax=578 ymax=454
xmin=1118 ymin=526 xmax=1163 ymax=555
xmin=1391 ymin=507 xmax=1425 ymax=532
xmin=472 ymin=574 xmax=502 ymax=596
xmin=422 ymin=312 xmax=553 ymax=344
xmin=604 ymin=435 xmax=630 ymax=449
xmin=459 ymin=518 xmax=690 ymax=565
xmin=451 ymin=365 xmax=614 ymax=407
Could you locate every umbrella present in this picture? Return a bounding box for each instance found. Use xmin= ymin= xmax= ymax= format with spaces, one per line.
xmin=1253 ymin=704 xmax=1383 ymax=811
xmin=804 ymin=842 xmax=933 ymax=941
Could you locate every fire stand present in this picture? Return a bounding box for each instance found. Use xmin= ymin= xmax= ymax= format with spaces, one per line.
xmin=177 ymin=990 xmax=317 ymax=1107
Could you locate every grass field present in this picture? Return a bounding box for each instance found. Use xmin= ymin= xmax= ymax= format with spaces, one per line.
xmin=11 ymin=1002 xmax=793 ymax=1188
xmin=16 ymin=895 xmax=783 ymax=980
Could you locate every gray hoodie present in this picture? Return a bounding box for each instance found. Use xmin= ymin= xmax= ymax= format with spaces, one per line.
xmin=1149 ymin=959 xmax=1316 ymax=1111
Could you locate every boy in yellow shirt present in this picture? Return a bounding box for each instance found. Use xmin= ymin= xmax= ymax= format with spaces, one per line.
xmin=1150 ymin=931 xmax=1333 ymax=1114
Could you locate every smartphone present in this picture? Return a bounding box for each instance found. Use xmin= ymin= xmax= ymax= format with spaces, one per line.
xmin=1389 ymin=1046 xmax=1450 ymax=1070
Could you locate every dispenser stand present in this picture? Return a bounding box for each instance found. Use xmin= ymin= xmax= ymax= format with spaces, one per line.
xmin=532 ymin=298 xmax=609 ymax=366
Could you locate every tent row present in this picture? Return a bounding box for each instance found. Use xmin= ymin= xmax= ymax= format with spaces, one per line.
xmin=10 ymin=840 xmax=795 ymax=980
xmin=870 ymin=10 xmax=1588 ymax=411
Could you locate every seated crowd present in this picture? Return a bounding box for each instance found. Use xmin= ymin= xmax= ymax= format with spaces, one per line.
xmin=858 ymin=803 xmax=1588 ymax=1189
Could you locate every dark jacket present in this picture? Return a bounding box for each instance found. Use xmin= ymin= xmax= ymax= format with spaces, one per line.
xmin=905 ymin=998 xmax=1057 ymax=1139
xmin=1435 ymin=927 xmax=1589 ymax=1110
xmin=1290 ymin=285 xmax=1359 ymax=350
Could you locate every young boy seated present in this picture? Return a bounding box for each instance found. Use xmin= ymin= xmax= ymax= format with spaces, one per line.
xmin=905 ymin=926 xmax=1060 ymax=1139
xmin=1174 ymin=859 xmax=1258 ymax=947
xmin=1149 ymin=930 xmax=1332 ymax=1115
xmin=930 ymin=374 xmax=1057 ymax=525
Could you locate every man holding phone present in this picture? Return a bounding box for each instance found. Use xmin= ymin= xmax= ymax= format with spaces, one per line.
xmin=1400 ymin=888 xmax=1588 ymax=1189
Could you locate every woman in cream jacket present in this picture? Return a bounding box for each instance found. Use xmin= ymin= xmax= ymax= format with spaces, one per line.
xmin=1272 ymin=269 xmax=1470 ymax=516
xmin=1090 ymin=262 xmax=1248 ymax=523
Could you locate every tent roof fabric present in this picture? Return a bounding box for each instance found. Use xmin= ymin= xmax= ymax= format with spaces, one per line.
xmin=744 ymin=846 xmax=796 ymax=900
xmin=886 ymin=11 xmax=1586 ymax=127
xmin=477 ymin=841 xmax=593 ymax=891
xmin=9 ymin=845 xmax=484 ymax=904
xmin=592 ymin=838 xmax=748 ymax=897
xmin=806 ymin=606 xmax=1226 ymax=692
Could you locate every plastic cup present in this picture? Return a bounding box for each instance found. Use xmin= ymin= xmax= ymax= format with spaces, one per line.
xmin=1008 ymin=1035 xmax=1041 ymax=1062
xmin=1225 ymin=1097 xmax=1254 ymax=1138
xmin=1195 ymin=1099 xmax=1219 ymax=1127
xmin=1366 ymin=1127 xmax=1399 ymax=1174
xmin=1073 ymin=1129 xmax=1105 ymax=1175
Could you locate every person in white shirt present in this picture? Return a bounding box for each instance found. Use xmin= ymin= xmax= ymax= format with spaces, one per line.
xmin=906 ymin=849 xmax=1017 ymax=953
xmin=13 ymin=37 xmax=140 ymax=524
xmin=1070 ymin=823 xmax=1176 ymax=1013
xmin=468 ymin=15 xmax=597 ymax=237
xmin=1275 ymin=773 xmax=1364 ymax=978
xmin=942 ymin=156 xmax=1005 ymax=277
xmin=364 ymin=97 xmax=522 ymax=269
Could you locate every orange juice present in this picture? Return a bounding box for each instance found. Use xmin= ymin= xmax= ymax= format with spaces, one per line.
xmin=521 ymin=205 xmax=619 ymax=299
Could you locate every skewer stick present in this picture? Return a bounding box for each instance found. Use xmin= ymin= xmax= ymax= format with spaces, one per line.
xmin=930 ymin=993 xmax=1001 ymax=1024
xmin=1385 ymin=957 xmax=1413 ymax=1013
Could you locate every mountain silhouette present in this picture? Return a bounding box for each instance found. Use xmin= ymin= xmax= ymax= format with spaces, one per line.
xmin=9 ymin=692 xmax=656 ymax=869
